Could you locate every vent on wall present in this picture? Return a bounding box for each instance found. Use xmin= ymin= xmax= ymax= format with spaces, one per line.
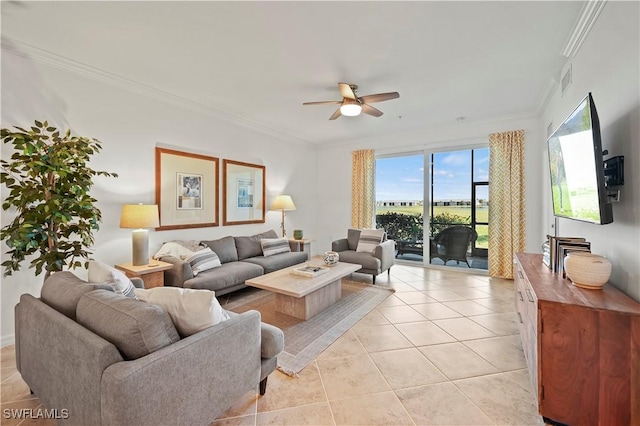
xmin=561 ymin=65 xmax=572 ymax=95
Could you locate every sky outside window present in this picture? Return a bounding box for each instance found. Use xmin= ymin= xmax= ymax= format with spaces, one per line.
xmin=376 ymin=154 xmax=424 ymax=201
xmin=376 ymin=148 xmax=489 ymax=202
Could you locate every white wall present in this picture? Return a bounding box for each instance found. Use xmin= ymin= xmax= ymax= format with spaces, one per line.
xmin=315 ymin=114 xmax=543 ymax=259
xmin=1 ymin=51 xmax=318 ymax=344
xmin=541 ymin=1 xmax=640 ymax=301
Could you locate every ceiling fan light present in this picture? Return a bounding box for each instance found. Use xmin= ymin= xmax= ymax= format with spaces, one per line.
xmin=340 ymin=103 xmax=362 ymax=116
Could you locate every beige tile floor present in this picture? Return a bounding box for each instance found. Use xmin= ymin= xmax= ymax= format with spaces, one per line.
xmin=1 ymin=263 xmax=544 ymax=425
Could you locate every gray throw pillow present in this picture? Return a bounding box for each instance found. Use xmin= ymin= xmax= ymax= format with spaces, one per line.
xmin=76 ymin=289 xmax=180 ymax=360
xmin=235 ymin=230 xmax=278 ymax=260
xmin=201 ymin=236 xmax=238 ymax=264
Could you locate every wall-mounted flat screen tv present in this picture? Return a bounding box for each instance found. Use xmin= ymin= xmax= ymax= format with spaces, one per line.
xmin=547 ymin=93 xmax=613 ymax=224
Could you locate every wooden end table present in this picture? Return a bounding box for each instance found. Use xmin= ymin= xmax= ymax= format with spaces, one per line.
xmin=115 ymin=260 xmax=173 ymax=289
xmin=288 ymin=238 xmax=313 ymax=260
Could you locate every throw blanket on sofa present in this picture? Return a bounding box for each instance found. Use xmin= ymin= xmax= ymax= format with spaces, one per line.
xmin=153 ymin=241 xmax=199 ymax=259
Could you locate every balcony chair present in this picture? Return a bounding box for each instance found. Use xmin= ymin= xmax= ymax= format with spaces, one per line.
xmin=430 ymin=226 xmax=478 ymax=267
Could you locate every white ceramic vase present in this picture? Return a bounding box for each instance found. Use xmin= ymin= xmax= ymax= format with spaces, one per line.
xmin=323 ymin=251 xmax=339 ymax=266
xmin=564 ymin=252 xmax=612 ymax=290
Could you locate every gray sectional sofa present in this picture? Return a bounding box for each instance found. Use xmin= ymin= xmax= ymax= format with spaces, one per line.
xmin=14 ymin=271 xmax=284 ymax=425
xmin=160 ymin=230 xmax=308 ymax=295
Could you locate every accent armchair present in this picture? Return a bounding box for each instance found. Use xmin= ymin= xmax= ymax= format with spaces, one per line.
xmin=430 ymin=225 xmax=478 ymax=267
xmin=331 ymin=228 xmax=395 ymax=283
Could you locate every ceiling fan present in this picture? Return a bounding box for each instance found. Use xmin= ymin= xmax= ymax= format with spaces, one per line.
xmin=303 ymin=82 xmax=399 ymax=120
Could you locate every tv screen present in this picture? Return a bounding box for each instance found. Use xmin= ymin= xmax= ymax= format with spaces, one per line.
xmin=547 ymin=93 xmax=613 ymax=224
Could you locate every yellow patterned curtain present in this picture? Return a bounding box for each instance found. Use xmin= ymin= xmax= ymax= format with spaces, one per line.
xmin=351 ymin=149 xmax=376 ymax=228
xmin=488 ymin=130 xmax=526 ymax=279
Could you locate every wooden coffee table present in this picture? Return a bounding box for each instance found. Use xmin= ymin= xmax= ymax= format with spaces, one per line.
xmin=245 ymin=258 xmax=361 ymax=320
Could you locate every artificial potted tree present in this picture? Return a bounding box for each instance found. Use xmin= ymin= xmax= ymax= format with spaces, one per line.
xmin=1 ymin=120 xmax=117 ymax=279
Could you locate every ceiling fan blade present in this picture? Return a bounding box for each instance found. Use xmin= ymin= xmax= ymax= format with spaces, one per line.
xmin=329 ymin=108 xmax=342 ymax=120
xmin=338 ymin=83 xmax=357 ymax=100
xmin=362 ymin=104 xmax=384 ymax=117
xmin=303 ymin=100 xmax=341 ymax=106
xmin=359 ymin=92 xmax=400 ymax=104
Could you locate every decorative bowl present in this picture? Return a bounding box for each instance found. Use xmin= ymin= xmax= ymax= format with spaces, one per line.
xmin=564 ymin=252 xmax=612 ymax=290
xmin=323 ymin=251 xmax=339 ymax=266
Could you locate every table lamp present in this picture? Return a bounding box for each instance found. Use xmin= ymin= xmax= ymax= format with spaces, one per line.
xmin=270 ymin=195 xmax=296 ymax=237
xmin=120 ymin=204 xmax=160 ymax=266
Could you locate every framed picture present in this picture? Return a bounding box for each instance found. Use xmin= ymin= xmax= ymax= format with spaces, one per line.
xmin=177 ymin=173 xmax=203 ymax=209
xmin=155 ymin=147 xmax=219 ymax=230
xmin=223 ymin=159 xmax=265 ymax=225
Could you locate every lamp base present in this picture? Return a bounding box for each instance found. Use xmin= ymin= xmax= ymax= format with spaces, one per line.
xmin=280 ymin=210 xmax=286 ymax=238
xmin=131 ymin=229 xmax=150 ymax=266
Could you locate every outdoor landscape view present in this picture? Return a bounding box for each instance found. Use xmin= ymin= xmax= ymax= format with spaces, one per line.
xmin=375 ymin=149 xmax=490 ymax=265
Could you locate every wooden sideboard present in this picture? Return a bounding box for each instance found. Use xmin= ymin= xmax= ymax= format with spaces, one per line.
xmin=514 ymin=253 xmax=640 ymax=425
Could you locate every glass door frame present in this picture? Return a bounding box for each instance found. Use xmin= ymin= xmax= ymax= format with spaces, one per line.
xmin=425 ymin=142 xmax=489 ymax=270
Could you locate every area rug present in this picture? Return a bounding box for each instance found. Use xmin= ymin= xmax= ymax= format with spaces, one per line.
xmin=224 ymin=281 xmax=394 ymax=376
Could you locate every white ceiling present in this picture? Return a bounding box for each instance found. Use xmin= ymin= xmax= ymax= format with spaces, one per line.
xmin=1 ymin=1 xmax=585 ymax=145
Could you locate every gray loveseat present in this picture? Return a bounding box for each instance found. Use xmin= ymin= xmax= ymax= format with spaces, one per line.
xmin=160 ymin=230 xmax=308 ymax=295
xmin=14 ymin=271 xmax=284 ymax=425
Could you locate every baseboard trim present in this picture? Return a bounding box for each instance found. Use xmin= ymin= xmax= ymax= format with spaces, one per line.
xmin=1 ymin=334 xmax=15 ymax=347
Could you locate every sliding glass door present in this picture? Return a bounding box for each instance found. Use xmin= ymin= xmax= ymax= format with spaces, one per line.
xmin=375 ymin=147 xmax=489 ymax=270
xmin=429 ymin=148 xmax=489 ymax=269
xmin=375 ymin=153 xmax=425 ymax=264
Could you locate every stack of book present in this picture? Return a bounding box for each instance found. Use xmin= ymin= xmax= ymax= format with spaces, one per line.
xmin=291 ymin=265 xmax=330 ymax=278
xmin=542 ymin=241 xmax=551 ymax=268
xmin=546 ymin=235 xmax=591 ymax=277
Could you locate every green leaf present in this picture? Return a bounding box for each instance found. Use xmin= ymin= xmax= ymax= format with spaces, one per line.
xmin=0 ymin=121 xmax=117 ymax=277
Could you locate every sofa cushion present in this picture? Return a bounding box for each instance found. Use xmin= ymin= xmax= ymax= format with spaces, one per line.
xmin=201 ymin=236 xmax=238 ymax=264
xmin=183 ymin=247 xmax=221 ymax=275
xmin=241 ymin=251 xmax=308 ymax=274
xmin=356 ymin=229 xmax=386 ymax=253
xmin=134 ymin=287 xmax=230 ymax=337
xmin=76 ymin=289 xmax=180 ymax=360
xmin=235 ymin=230 xmax=278 ymax=260
xmin=40 ymin=271 xmax=115 ymax=320
xmin=184 ymin=262 xmax=264 ymax=292
xmin=88 ymin=260 xmax=137 ymax=299
xmin=260 ymin=237 xmax=291 ymax=257
xmin=334 ymin=250 xmax=380 ymax=271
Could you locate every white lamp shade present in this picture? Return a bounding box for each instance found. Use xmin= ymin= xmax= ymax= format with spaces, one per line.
xmin=340 ymin=99 xmax=362 ymax=117
xmin=270 ymin=195 xmax=296 ymax=211
xmin=120 ymin=204 xmax=160 ymax=229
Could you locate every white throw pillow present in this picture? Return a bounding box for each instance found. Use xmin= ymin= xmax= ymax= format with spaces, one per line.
xmin=356 ymin=229 xmax=386 ymax=254
xmin=182 ymin=247 xmax=221 ymax=276
xmin=87 ymin=260 xmax=137 ymax=299
xmin=261 ymin=237 xmax=291 ymax=257
xmin=134 ymin=287 xmax=230 ymax=336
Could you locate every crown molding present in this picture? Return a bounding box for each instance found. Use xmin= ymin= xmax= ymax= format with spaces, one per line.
xmin=1 ymin=36 xmax=308 ymax=145
xmin=561 ymin=0 xmax=607 ymax=58
xmin=320 ymin=110 xmax=540 ymax=149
